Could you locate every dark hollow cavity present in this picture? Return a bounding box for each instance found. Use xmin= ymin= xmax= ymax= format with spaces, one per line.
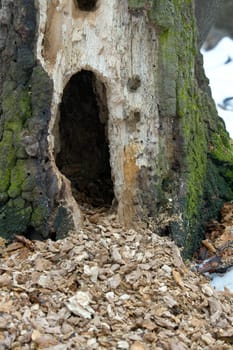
xmin=75 ymin=0 xmax=97 ymax=11
xmin=56 ymin=70 xmax=114 ymax=207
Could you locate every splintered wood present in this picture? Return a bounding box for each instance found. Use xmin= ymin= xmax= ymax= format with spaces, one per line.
xmin=0 ymin=206 xmax=232 ymax=349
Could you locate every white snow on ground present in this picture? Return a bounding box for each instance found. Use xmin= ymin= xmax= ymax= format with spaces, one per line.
xmin=202 ymin=37 xmax=233 ymax=292
xmin=211 ymin=267 xmax=233 ymax=292
xmin=201 ymin=37 xmax=233 ymax=138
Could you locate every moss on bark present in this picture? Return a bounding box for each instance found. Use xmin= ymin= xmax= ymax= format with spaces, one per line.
xmin=129 ymin=0 xmax=233 ymax=258
xmin=0 ymin=0 xmax=53 ymax=240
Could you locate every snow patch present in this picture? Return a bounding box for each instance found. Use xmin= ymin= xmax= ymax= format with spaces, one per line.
xmin=211 ymin=267 xmax=233 ymax=292
xmin=201 ymin=37 xmax=233 ymax=138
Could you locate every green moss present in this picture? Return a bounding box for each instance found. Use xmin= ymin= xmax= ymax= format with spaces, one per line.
xmin=0 ymin=0 xmax=54 ymax=240
xmin=128 ymin=0 xmax=175 ymax=30
xmin=210 ymin=130 xmax=233 ymax=164
xmin=148 ymin=0 xmax=233 ymax=257
xmin=8 ymin=160 xmax=27 ymax=198
xmin=167 ymin=1 xmax=233 ymax=257
xmin=152 ymin=0 xmax=226 ymax=257
xmin=224 ymin=168 xmax=233 ymax=183
xmin=158 ymin=30 xmax=178 ymax=117
xmin=2 ymin=83 xmax=31 ymax=131
xmin=208 ymin=125 xmax=233 ymax=197
xmin=31 ymin=206 xmax=46 ymax=228
xmin=0 ymin=65 xmax=53 ymax=239
xmin=175 ymin=25 xmax=209 ymax=256
xmin=0 ymin=131 xmax=16 ymax=192
xmin=31 ymin=196 xmax=50 ymax=235
xmin=149 ymin=1 xmax=175 ymax=30
xmin=128 ymin=0 xmax=147 ymax=8
xmin=0 ymin=81 xmax=32 ymax=196
xmin=14 ymin=132 xmax=27 ymax=159
xmin=0 ymin=85 xmax=31 ymax=198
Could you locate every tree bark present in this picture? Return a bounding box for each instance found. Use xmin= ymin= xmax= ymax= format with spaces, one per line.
xmin=0 ymin=0 xmax=233 ymax=258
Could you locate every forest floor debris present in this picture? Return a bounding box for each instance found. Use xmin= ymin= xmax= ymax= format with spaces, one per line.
xmin=195 ymin=202 xmax=233 ymax=273
xmin=0 ymin=205 xmax=233 ymax=349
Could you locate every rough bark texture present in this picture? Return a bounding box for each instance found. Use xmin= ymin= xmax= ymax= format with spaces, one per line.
xmin=0 ymin=0 xmax=80 ymax=241
xmin=0 ymin=0 xmax=53 ymax=240
xmin=0 ymin=0 xmax=233 ymax=258
xmin=149 ymin=0 xmax=233 ymax=257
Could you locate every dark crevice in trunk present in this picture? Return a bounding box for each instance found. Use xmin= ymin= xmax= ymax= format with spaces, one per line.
xmin=75 ymin=0 xmax=97 ymax=11
xmin=56 ymin=70 xmax=114 ymax=207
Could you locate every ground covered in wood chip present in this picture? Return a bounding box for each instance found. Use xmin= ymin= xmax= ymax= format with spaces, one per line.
xmin=0 ymin=206 xmax=233 ymax=350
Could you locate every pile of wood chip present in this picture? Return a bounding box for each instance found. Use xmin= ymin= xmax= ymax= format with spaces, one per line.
xmin=0 ymin=207 xmax=233 ymax=349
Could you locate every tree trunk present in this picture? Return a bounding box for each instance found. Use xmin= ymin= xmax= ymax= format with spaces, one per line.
xmin=0 ymin=0 xmax=233 ymax=258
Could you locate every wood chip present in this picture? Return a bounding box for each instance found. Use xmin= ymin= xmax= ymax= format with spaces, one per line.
xmin=172 ymin=269 xmax=185 ymax=289
xmin=201 ymin=239 xmax=216 ymax=253
xmin=14 ymin=235 xmax=34 ymax=251
xmin=0 ymin=205 xmax=232 ymax=349
xmin=130 ymin=341 xmax=147 ymax=350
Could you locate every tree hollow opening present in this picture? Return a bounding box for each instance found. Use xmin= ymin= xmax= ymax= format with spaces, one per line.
xmin=56 ymin=70 xmax=114 ymax=207
xmin=75 ymin=0 xmax=97 ymax=11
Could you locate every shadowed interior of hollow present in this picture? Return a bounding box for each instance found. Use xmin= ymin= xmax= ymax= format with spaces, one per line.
xmin=76 ymin=0 xmax=97 ymax=11
xmin=56 ymin=70 xmax=114 ymax=207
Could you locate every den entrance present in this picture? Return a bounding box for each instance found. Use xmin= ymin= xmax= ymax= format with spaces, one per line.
xmin=56 ymin=70 xmax=114 ymax=207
